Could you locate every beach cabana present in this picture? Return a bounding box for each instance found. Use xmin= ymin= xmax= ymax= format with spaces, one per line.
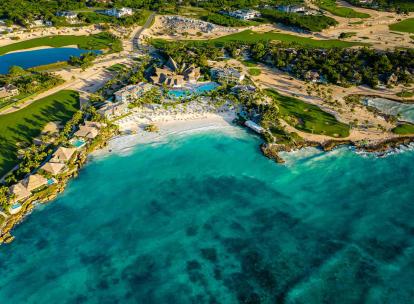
xmin=41 ymin=162 xmax=66 ymax=176
xmin=22 ymin=174 xmax=48 ymax=192
xmin=52 ymin=147 xmax=76 ymax=163
xmin=74 ymin=126 xmax=99 ymax=139
xmin=9 ymin=182 xmax=31 ymax=203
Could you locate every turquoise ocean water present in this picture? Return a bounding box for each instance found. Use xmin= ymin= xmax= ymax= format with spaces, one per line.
xmin=1 ymin=128 xmax=414 ymax=303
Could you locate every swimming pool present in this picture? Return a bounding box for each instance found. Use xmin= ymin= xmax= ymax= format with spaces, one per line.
xmin=168 ymin=82 xmax=219 ymax=99
xmin=71 ymin=138 xmax=86 ymax=149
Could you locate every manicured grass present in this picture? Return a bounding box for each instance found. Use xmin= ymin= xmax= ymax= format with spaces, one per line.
xmin=389 ymin=18 xmax=414 ymax=34
xmin=248 ymin=68 xmax=262 ymax=76
xmin=28 ymin=61 xmax=71 ymax=72
xmin=317 ymin=0 xmax=370 ymax=18
xmin=0 ymin=32 xmax=120 ymax=56
xmin=396 ymin=90 xmax=414 ymax=98
xmin=242 ymin=60 xmax=258 ymax=67
xmin=392 ymin=123 xmax=414 ymax=135
xmin=153 ymin=30 xmax=367 ymax=49
xmin=106 ymin=63 xmax=127 ymax=73
xmin=266 ymin=89 xmax=350 ymax=137
xmin=0 ymin=90 xmax=79 ymax=176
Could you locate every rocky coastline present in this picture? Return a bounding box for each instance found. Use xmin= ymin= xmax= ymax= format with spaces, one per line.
xmin=261 ymin=135 xmax=414 ymax=163
xmin=0 ymin=128 xmax=116 ymax=245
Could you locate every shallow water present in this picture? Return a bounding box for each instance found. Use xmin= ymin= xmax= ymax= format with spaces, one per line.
xmin=363 ymin=97 xmax=414 ymax=123
xmin=1 ymin=129 xmax=414 ymax=303
xmin=0 ymin=47 xmax=101 ymax=74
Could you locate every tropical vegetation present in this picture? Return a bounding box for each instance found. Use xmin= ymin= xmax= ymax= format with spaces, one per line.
xmin=0 ymin=90 xmax=79 ymax=177
xmin=0 ymin=66 xmax=64 ymax=109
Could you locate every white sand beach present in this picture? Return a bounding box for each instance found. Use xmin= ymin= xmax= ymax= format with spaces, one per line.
xmin=93 ymin=112 xmax=239 ymax=157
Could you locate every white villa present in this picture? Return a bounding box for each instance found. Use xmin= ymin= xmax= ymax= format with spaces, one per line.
xmin=210 ymin=68 xmax=245 ymax=83
xmin=244 ymin=120 xmax=264 ymax=134
xmin=277 ymin=5 xmax=307 ymax=13
xmin=0 ymin=85 xmax=19 ymax=99
xmin=228 ymin=9 xmax=261 ymax=20
xmin=56 ymin=11 xmax=78 ymax=23
xmin=104 ymin=7 xmax=133 ymax=18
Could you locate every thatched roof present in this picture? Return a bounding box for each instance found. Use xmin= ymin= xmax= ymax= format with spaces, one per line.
xmin=41 ymin=162 xmax=66 ymax=176
xmin=22 ymin=174 xmax=48 ymax=192
xmin=74 ymin=126 xmax=99 ymax=139
xmin=52 ymin=147 xmax=76 ymax=163
xmin=9 ymin=182 xmax=31 ymax=203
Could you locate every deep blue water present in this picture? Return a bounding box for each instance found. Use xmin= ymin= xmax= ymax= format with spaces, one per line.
xmin=0 ymin=48 xmax=101 ymax=74
xmin=0 ymin=129 xmax=414 ymax=303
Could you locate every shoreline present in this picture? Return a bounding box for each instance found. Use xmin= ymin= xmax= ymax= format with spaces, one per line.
xmin=3 ymin=45 xmax=79 ymax=55
xmin=93 ymin=112 xmax=239 ymax=157
xmin=2 ymin=111 xmax=414 ymax=244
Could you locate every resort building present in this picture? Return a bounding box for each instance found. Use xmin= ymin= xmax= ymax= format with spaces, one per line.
xmin=151 ymin=57 xmax=201 ymax=88
xmin=210 ymin=68 xmax=245 ymax=83
xmin=74 ymin=125 xmax=99 ymax=139
xmin=114 ymin=83 xmax=153 ymax=103
xmin=227 ymin=9 xmax=261 ymax=20
xmin=97 ymin=102 xmax=129 ymax=119
xmin=9 ymin=183 xmax=31 ymax=204
xmin=104 ymin=7 xmax=133 ymax=18
xmin=51 ymin=147 xmax=76 ymax=163
xmin=22 ymin=174 xmax=48 ymax=192
xmin=41 ymin=162 xmax=66 ymax=176
xmin=56 ymin=11 xmax=78 ymax=23
xmin=277 ymin=5 xmax=307 ymax=13
xmin=84 ymin=121 xmax=106 ymax=129
xmin=0 ymin=84 xmax=19 ymax=99
xmin=244 ymin=120 xmax=264 ymax=134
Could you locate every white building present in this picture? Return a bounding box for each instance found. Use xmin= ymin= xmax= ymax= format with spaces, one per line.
xmin=56 ymin=11 xmax=78 ymax=23
xmin=114 ymin=83 xmax=153 ymax=103
xmin=228 ymin=9 xmax=261 ymax=20
xmin=210 ymin=68 xmax=245 ymax=83
xmin=245 ymin=120 xmax=264 ymax=134
xmin=104 ymin=7 xmax=133 ymax=18
xmin=0 ymin=85 xmax=19 ymax=99
xmin=277 ymin=5 xmax=307 ymax=13
xmin=97 ymin=102 xmax=129 ymax=119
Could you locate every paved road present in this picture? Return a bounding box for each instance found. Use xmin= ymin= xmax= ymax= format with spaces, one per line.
xmin=133 ymin=13 xmax=156 ymax=51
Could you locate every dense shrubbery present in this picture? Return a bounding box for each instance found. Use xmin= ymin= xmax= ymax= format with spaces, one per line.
xmin=68 ymin=52 xmax=98 ymax=70
xmin=250 ymin=43 xmax=414 ymax=88
xmin=260 ymin=9 xmax=338 ymax=32
xmin=347 ymin=0 xmax=414 ymax=13
xmin=78 ymin=10 xmax=150 ymax=26
xmin=0 ymin=66 xmax=63 ymax=98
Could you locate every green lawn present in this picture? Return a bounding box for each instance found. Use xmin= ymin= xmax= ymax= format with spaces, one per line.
xmin=0 ymin=32 xmax=121 ymax=56
xmin=153 ymin=30 xmax=366 ymax=49
xmin=0 ymin=90 xmax=79 ymax=176
xmin=317 ymin=0 xmax=370 ymax=18
xmin=392 ymin=123 xmax=414 ymax=135
xmin=389 ymin=18 xmax=414 ymax=34
xmin=266 ymin=90 xmax=350 ymax=137
xmin=248 ymin=68 xmax=262 ymax=76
